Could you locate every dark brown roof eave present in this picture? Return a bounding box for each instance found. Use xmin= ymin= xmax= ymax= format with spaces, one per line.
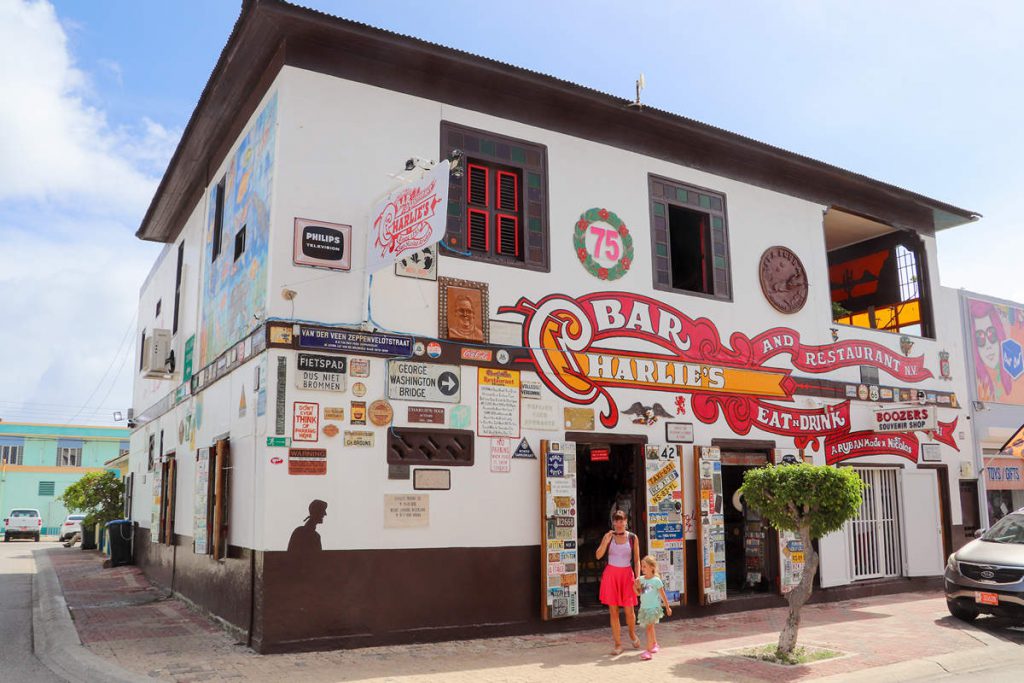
xmin=136 ymin=0 xmax=980 ymax=244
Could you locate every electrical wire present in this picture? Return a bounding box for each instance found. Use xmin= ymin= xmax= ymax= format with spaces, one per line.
xmin=61 ymin=313 xmax=138 ymax=427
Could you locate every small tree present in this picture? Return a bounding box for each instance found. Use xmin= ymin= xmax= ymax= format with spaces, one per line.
xmin=740 ymin=463 xmax=865 ymax=660
xmin=59 ymin=471 xmax=124 ymax=531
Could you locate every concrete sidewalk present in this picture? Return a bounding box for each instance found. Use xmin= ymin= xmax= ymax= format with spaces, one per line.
xmin=33 ymin=546 xmax=1024 ymax=682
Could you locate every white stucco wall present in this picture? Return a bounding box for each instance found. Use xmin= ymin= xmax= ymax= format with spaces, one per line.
xmin=130 ymin=65 xmax=974 ymax=576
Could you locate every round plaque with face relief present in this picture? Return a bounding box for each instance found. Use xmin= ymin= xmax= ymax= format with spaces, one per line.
xmin=758 ymin=246 xmax=808 ymax=314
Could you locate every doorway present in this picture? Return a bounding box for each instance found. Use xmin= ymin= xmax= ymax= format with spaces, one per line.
xmin=574 ymin=440 xmax=646 ymax=611
xmin=847 ymin=467 xmax=902 ymax=580
xmin=720 ymin=450 xmax=777 ymax=595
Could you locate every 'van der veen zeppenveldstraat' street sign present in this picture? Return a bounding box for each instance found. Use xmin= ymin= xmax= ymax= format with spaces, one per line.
xmin=296 ymin=353 xmax=347 ymax=392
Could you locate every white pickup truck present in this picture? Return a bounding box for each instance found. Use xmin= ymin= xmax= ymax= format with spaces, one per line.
xmin=4 ymin=509 xmax=42 ymax=542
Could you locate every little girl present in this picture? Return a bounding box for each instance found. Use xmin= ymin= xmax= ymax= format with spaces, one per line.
xmin=635 ymin=555 xmax=672 ymax=660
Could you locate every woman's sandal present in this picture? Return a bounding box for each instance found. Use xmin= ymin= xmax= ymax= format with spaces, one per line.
xmin=610 ymin=644 xmax=623 ymax=656
xmin=640 ymin=650 xmax=653 ymax=661
xmin=631 ymin=636 xmax=642 ymax=649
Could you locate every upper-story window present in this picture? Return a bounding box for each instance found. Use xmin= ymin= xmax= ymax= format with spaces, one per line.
xmin=211 ymin=177 xmax=226 ymax=262
xmin=649 ymin=175 xmax=731 ymax=300
xmin=57 ymin=446 xmax=82 ymax=468
xmin=825 ymin=208 xmax=933 ymax=337
xmin=0 ymin=444 xmax=23 ymax=466
xmin=440 ymin=122 xmax=549 ymax=272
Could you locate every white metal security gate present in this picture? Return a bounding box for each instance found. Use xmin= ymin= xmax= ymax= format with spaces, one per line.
xmin=847 ymin=467 xmax=902 ymax=580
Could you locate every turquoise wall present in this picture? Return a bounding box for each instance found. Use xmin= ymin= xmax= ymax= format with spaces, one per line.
xmin=0 ymin=423 xmax=129 ymax=536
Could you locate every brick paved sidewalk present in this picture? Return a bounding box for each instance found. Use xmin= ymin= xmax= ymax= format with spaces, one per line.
xmin=48 ymin=547 xmax=1020 ymax=682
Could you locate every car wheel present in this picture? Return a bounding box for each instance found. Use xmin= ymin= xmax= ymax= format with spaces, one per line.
xmin=947 ymin=599 xmax=979 ymax=622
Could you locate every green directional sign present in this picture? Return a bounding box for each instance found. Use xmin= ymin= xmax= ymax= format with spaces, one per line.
xmin=266 ymin=437 xmax=292 ymax=448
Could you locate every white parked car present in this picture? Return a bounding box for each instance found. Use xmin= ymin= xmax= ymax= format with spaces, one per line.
xmin=4 ymin=509 xmax=42 ymax=542
xmin=59 ymin=513 xmax=86 ymax=542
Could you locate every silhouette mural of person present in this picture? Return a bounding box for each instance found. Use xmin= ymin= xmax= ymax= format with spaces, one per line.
xmin=288 ymin=499 xmax=327 ymax=554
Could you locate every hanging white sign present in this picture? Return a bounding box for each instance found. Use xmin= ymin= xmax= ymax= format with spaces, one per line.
xmin=366 ymin=160 xmax=450 ymax=273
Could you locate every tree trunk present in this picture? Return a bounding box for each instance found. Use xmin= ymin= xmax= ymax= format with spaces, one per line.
xmin=777 ymin=525 xmax=819 ymax=658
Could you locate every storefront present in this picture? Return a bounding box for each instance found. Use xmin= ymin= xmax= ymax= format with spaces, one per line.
xmin=983 ymin=455 xmax=1024 ymax=522
xmin=125 ymin=1 xmax=980 ymax=652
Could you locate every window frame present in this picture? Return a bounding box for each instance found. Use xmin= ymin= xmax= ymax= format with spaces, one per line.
xmin=648 ymin=174 xmax=732 ymax=301
xmin=0 ymin=444 xmax=23 ymax=466
xmin=211 ymin=177 xmax=226 ymax=262
xmin=440 ymin=121 xmax=550 ymax=272
xmin=827 ymin=230 xmax=934 ymax=338
xmin=56 ymin=447 xmax=82 ymax=468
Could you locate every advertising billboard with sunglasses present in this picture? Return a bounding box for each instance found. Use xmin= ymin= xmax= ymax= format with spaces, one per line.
xmin=967 ymin=296 xmax=1024 ymax=405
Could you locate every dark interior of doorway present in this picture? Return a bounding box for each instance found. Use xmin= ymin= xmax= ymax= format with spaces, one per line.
xmin=722 ymin=463 xmax=778 ymax=595
xmin=576 ymin=441 xmax=646 ymax=611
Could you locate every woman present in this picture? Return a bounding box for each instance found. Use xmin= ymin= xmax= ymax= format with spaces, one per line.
xmin=970 ymin=299 xmax=1011 ymax=401
xmin=596 ymin=510 xmax=641 ymax=655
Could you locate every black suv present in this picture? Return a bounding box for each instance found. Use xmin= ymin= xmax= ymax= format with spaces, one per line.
xmin=945 ymin=510 xmax=1024 ymax=622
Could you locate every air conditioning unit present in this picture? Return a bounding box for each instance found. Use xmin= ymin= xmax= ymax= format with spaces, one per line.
xmin=142 ymin=328 xmax=174 ymax=378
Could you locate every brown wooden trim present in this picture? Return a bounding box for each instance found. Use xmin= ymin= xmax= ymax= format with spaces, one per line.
xmin=565 ymin=431 xmax=647 ymax=445
xmin=918 ymin=463 xmax=953 ymax=559
xmin=138 ymin=0 xmax=976 ymax=245
xmin=712 ymin=438 xmax=776 ymax=452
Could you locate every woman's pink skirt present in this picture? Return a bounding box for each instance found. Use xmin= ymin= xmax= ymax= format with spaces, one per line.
xmin=599 ymin=564 xmax=638 ymax=607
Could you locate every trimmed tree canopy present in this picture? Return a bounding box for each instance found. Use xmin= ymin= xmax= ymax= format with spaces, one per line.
xmin=740 ymin=464 xmax=865 ymax=540
xmin=59 ymin=471 xmax=124 ymax=529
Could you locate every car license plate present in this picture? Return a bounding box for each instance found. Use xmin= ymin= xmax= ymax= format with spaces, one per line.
xmin=975 ymin=591 xmax=999 ymax=606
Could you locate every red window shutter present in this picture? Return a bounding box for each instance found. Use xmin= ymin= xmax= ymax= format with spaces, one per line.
xmin=497 ymin=171 xmax=518 ymax=211
xmin=496 ymin=215 xmax=519 ymax=256
xmin=468 ymin=164 xmax=489 ymax=206
xmin=467 ymin=209 xmax=489 ymax=251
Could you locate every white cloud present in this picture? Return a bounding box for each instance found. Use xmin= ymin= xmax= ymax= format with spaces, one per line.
xmin=0 ymin=0 xmax=175 ymax=215
xmin=0 ymin=0 xmax=170 ymax=424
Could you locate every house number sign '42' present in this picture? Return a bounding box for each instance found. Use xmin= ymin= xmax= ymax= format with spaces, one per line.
xmin=573 ymin=208 xmax=634 ymax=281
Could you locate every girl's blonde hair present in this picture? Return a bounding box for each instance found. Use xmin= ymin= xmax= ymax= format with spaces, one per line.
xmin=640 ymin=555 xmax=660 ymax=576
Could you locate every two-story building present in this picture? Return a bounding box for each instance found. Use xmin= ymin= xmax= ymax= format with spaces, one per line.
xmin=957 ymin=289 xmax=1024 ymax=527
xmin=0 ymin=422 xmax=128 ymax=535
xmin=127 ymin=0 xmax=981 ymax=653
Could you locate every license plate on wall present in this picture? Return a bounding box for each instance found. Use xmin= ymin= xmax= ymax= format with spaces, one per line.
xmin=975 ymin=591 xmax=999 ymax=606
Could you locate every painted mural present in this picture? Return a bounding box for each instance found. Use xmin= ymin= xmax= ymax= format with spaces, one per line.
xmin=500 ymin=291 xmax=957 ymax=456
xmin=200 ymin=93 xmax=278 ymax=365
xmin=967 ymin=296 xmax=1024 ymax=405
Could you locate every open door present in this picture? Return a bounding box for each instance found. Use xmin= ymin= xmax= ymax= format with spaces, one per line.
xmin=694 ymin=446 xmax=727 ymax=604
xmin=900 ymin=468 xmax=944 ymax=576
xmin=540 ymin=440 xmax=578 ymax=620
xmin=644 ymin=444 xmax=686 ymax=605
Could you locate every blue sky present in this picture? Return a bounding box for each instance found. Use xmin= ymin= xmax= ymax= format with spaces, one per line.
xmin=1 ymin=0 xmax=1021 ymax=425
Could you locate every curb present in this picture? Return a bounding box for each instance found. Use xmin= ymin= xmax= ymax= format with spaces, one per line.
xmin=32 ymin=548 xmax=142 ymax=683
xmin=817 ymin=639 xmax=1024 ymax=681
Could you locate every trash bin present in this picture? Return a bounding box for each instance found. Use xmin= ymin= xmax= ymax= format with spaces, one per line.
xmin=105 ymin=520 xmax=134 ymax=567
xmin=81 ymin=525 xmax=97 ymax=550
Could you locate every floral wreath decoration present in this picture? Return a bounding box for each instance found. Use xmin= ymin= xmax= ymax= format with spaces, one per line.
xmin=573 ymin=207 xmax=634 ymax=281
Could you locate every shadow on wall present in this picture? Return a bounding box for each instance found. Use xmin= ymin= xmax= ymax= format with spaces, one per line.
xmin=288 ymin=499 xmax=327 ymax=555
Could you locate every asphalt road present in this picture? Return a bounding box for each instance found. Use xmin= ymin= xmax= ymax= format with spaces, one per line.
xmin=0 ymin=539 xmax=64 ymax=682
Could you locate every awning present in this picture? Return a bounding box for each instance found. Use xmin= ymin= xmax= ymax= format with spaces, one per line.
xmin=998 ymin=422 xmax=1024 ymax=458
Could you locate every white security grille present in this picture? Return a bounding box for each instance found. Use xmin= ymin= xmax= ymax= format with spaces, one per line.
xmin=847 ymin=467 xmax=902 ymax=580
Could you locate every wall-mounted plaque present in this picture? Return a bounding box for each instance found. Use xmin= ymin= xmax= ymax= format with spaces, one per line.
xmin=665 ymin=422 xmax=694 ymax=443
xmin=758 ymin=246 xmax=807 ymax=314
xmin=413 ymin=468 xmax=451 ymax=490
xmin=439 ymin=277 xmax=489 ymax=343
